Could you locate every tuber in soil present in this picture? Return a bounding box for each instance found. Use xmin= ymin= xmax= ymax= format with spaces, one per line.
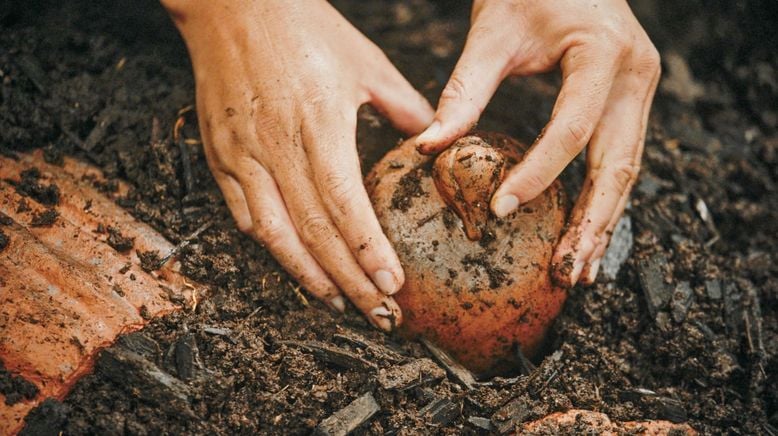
xmin=367 ymin=132 xmax=568 ymax=375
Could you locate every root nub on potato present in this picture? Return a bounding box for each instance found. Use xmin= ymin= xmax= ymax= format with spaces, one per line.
xmin=367 ymin=132 xmax=568 ymax=375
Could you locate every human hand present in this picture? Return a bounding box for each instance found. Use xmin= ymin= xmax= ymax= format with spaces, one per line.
xmin=163 ymin=0 xmax=434 ymax=329
xmin=415 ymin=0 xmax=660 ymax=287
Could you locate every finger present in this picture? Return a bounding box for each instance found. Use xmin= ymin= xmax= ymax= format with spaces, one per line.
xmin=264 ymin=132 xmax=402 ymax=331
xmin=577 ymin=194 xmax=629 ymax=286
xmin=233 ymin=160 xmax=346 ymax=312
xmin=200 ymin=110 xmax=255 ymax=234
xmin=550 ymin=177 xmax=596 ymax=288
xmin=553 ymin=48 xmax=661 ymax=287
xmin=369 ymin=59 xmax=434 ymax=135
xmin=198 ymin=94 xmax=346 ymax=311
xmin=416 ymin=24 xmax=513 ymax=154
xmin=303 ymin=106 xmax=405 ymax=296
xmin=491 ymin=43 xmax=624 ymax=218
xmin=210 ymin=170 xmax=253 ymax=233
xmin=579 ymin=63 xmax=661 ymax=286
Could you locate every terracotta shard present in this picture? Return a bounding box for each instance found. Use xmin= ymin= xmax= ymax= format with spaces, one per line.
xmin=521 ymin=409 xmax=697 ymax=435
xmin=0 ymin=150 xmax=199 ymax=435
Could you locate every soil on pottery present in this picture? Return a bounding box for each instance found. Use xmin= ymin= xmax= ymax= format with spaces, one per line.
xmin=1 ymin=0 xmax=776 ymax=434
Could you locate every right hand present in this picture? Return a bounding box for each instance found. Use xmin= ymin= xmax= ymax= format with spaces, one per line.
xmin=162 ymin=0 xmax=435 ymax=330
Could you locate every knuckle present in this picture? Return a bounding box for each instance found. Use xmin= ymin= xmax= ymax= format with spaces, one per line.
xmin=255 ymin=112 xmax=288 ymax=138
xmin=299 ymin=213 xmax=336 ymax=251
xmin=608 ymin=161 xmax=640 ymax=193
xmin=298 ymin=91 xmax=330 ymax=120
xmin=440 ymin=75 xmax=468 ymax=103
xmin=580 ymin=231 xmax=601 ymax=255
xmin=254 ymin=214 xmax=288 ymax=247
xmin=634 ymin=44 xmax=662 ymax=76
xmin=521 ymin=172 xmax=549 ymax=198
xmin=223 ymin=155 xmax=256 ymax=179
xmin=597 ymin=23 xmax=632 ymax=56
xmin=322 ymin=170 xmax=359 ymax=211
xmin=559 ymin=117 xmax=591 ymax=157
xmin=203 ymin=134 xmax=235 ymax=171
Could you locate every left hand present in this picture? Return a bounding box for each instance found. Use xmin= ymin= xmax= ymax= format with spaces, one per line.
xmin=416 ymin=0 xmax=661 ymax=287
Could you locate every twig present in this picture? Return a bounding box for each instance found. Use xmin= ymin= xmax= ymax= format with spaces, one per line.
xmin=155 ymin=220 xmax=213 ymax=269
xmin=417 ymin=210 xmax=441 ymax=228
xmin=532 ymin=368 xmax=560 ymax=396
xmin=174 ymin=115 xmax=196 ymax=196
xmin=290 ymin=283 xmax=309 ymax=307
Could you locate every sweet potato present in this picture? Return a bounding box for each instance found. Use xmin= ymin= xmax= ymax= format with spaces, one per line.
xmin=367 ymin=132 xmax=567 ymax=375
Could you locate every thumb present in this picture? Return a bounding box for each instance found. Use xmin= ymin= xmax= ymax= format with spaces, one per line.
xmin=416 ymin=28 xmax=510 ymax=154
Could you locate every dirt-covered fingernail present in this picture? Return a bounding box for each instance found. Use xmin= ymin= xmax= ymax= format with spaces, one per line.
xmin=329 ymin=296 xmax=345 ymax=313
xmin=372 ymin=269 xmax=399 ymax=295
xmin=493 ymin=194 xmax=519 ymax=218
xmin=369 ymin=306 xmax=394 ymax=332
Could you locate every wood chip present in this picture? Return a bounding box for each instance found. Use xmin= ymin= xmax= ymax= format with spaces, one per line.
xmin=637 ymin=252 xmax=673 ymax=319
xmin=280 ymin=340 xmax=376 ymax=372
xmin=314 ymin=392 xmax=380 ymax=436
xmin=173 ymin=333 xmax=198 ymax=381
xmin=420 ymin=397 xmax=460 ymax=426
xmin=601 ymin=215 xmax=633 ymax=281
xmin=421 ymin=338 xmax=477 ymax=390
xmin=467 ymin=416 xmax=495 ymax=431
xmin=705 ymin=279 xmax=722 ymax=300
xmin=671 ymin=281 xmax=694 ymax=323
xmin=378 ymin=358 xmax=445 ymax=391
xmin=97 ymin=347 xmax=194 ymax=418
xmin=332 ymin=331 xmax=405 ymax=363
xmin=492 ymin=396 xmax=531 ymax=434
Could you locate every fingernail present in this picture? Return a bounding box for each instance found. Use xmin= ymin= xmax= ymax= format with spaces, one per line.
xmin=373 ymin=269 xmax=399 ymax=295
xmin=586 ymin=258 xmax=601 ymax=284
xmin=369 ymin=306 xmax=393 ymax=332
xmin=571 ymin=260 xmax=586 ymax=285
xmin=493 ymin=194 xmax=519 ymax=218
xmin=416 ymin=121 xmax=441 ymax=147
xmin=329 ymin=296 xmax=345 ymax=313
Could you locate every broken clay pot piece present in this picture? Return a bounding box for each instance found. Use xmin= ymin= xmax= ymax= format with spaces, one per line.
xmin=0 ymin=150 xmax=201 ymax=435
xmin=367 ymin=132 xmax=568 ymax=375
xmin=521 ymin=409 xmax=697 ymax=434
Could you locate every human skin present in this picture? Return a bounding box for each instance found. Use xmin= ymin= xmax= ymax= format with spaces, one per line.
xmin=161 ymin=0 xmax=660 ymax=328
xmin=416 ymin=0 xmax=661 ymax=287
xmin=161 ymin=0 xmax=436 ymax=330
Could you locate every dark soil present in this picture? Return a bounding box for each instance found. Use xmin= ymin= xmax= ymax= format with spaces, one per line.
xmin=0 ymin=229 xmax=7 ymax=252
xmin=1 ymin=0 xmax=776 ymax=434
xmin=12 ymin=168 xmax=60 ymax=206
xmin=28 ymin=208 xmax=58 ymax=227
xmin=0 ymin=362 xmax=39 ymax=406
xmin=105 ymin=226 xmax=135 ymax=253
xmin=391 ymin=165 xmax=429 ymax=212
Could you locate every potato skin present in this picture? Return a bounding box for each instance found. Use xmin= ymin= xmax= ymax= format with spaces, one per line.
xmin=367 ymin=132 xmax=567 ymax=375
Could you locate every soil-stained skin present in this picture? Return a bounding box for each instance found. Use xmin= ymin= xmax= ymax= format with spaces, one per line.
xmin=368 ymin=132 xmax=568 ymax=375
